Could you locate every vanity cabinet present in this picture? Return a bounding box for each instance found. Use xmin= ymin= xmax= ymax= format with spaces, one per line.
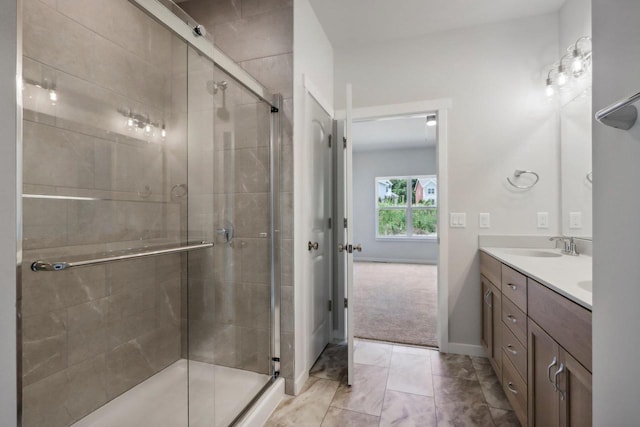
xmin=480 ymin=251 xmax=592 ymax=427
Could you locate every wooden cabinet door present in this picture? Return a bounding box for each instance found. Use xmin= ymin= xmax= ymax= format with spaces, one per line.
xmin=482 ymin=277 xmax=502 ymax=375
xmin=559 ymin=349 xmax=592 ymax=427
xmin=528 ymin=319 xmax=560 ymax=427
xmin=481 ymin=277 xmax=492 ymax=358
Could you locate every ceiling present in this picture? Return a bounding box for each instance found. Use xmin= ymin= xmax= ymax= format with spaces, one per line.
xmin=309 ymin=0 xmax=565 ymax=48
xmin=352 ymin=116 xmax=436 ymax=152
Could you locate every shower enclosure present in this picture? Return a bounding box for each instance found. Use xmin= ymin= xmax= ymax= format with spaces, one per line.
xmin=19 ymin=0 xmax=281 ymax=425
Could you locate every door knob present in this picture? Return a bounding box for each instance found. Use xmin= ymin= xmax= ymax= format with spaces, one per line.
xmin=353 ymin=244 xmax=362 ymax=252
xmin=308 ymin=241 xmax=319 ymax=251
xmin=338 ymin=244 xmax=345 ymax=252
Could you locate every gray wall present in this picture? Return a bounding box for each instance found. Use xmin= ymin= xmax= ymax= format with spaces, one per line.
xmin=0 ymin=1 xmax=17 ymax=424
xmin=353 ymin=147 xmax=437 ymax=264
xmin=593 ymin=0 xmax=640 ymax=424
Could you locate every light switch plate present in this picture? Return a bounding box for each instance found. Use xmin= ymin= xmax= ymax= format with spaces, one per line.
xmin=537 ymin=212 xmax=549 ymax=229
xmin=569 ymin=212 xmax=582 ymax=229
xmin=450 ymin=213 xmax=466 ymax=228
xmin=479 ymin=213 xmax=490 ymax=229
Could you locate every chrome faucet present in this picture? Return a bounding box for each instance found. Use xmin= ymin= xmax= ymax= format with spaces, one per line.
xmin=549 ymin=236 xmax=579 ymax=256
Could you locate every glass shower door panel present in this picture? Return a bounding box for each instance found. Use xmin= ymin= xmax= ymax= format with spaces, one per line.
xmin=20 ymin=0 xmax=192 ymax=425
xmin=206 ymin=65 xmax=273 ymax=426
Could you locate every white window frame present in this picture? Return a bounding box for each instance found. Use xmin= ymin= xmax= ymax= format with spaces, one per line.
xmin=375 ymin=175 xmax=437 ymax=241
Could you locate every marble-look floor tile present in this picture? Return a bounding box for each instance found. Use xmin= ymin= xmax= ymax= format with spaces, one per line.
xmin=380 ymin=390 xmax=437 ymax=427
xmin=266 ymin=377 xmax=339 ymax=427
xmin=310 ymin=343 xmax=347 ymax=381
xmin=490 ymin=407 xmax=521 ymax=427
xmin=331 ymin=363 xmax=388 ymax=416
xmin=354 ymin=340 xmax=393 ymax=367
xmin=472 ymin=357 xmax=512 ymax=410
xmin=436 ymin=401 xmax=495 ymax=426
xmin=431 ymin=353 xmax=476 ymax=380
xmin=386 ymin=353 xmax=433 ymax=396
xmin=321 ymin=407 xmax=380 ymax=426
xmin=433 ymin=375 xmax=486 ymax=406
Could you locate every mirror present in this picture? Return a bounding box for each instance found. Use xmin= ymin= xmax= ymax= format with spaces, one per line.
xmin=560 ymin=88 xmax=592 ymax=239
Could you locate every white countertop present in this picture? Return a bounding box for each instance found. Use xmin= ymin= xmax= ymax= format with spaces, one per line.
xmin=480 ymin=247 xmax=593 ymax=310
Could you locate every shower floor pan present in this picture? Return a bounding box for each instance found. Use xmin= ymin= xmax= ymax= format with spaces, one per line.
xmin=72 ymin=359 xmax=270 ymax=427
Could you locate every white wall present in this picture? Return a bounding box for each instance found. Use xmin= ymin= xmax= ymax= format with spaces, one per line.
xmin=334 ymin=13 xmax=560 ymax=348
xmin=592 ymin=1 xmax=640 ymax=424
xmin=292 ymin=0 xmax=333 ymax=391
xmin=559 ymin=0 xmax=591 ymax=53
xmin=0 ymin=0 xmax=18 ymax=423
xmin=353 ymin=147 xmax=437 ymax=264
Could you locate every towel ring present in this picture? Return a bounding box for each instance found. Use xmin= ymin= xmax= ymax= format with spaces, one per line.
xmin=586 ymin=171 xmax=593 ymax=183
xmin=507 ymin=170 xmax=539 ymax=190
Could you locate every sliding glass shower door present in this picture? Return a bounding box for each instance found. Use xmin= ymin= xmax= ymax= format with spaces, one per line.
xmin=19 ymin=0 xmax=276 ymax=425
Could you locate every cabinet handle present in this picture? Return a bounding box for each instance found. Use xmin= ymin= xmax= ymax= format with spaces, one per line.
xmin=507 ymin=382 xmax=519 ymax=395
xmin=507 ymin=314 xmax=517 ymax=324
xmin=553 ymin=363 xmax=565 ymax=396
xmin=484 ymin=289 xmax=492 ymax=308
xmin=547 ymin=356 xmax=558 ymax=390
xmin=506 ymin=344 xmax=517 ymax=355
xmin=508 ymin=283 xmax=517 ymax=291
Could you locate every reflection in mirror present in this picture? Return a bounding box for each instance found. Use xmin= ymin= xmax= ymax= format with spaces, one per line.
xmin=560 ymin=88 xmax=592 ymax=239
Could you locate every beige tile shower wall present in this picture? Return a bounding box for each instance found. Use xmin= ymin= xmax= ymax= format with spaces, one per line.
xmin=180 ymin=0 xmax=294 ymax=390
xmin=21 ymin=0 xmax=190 ymax=425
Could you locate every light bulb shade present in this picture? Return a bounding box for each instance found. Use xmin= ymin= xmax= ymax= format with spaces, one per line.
xmin=545 ymin=84 xmax=555 ymax=97
xmin=426 ymin=116 xmax=437 ymax=127
xmin=49 ymin=90 xmax=57 ymax=103
xmin=557 ymin=71 xmax=567 ymax=86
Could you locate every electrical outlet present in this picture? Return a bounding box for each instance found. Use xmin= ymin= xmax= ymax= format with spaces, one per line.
xmin=450 ymin=213 xmax=466 ymax=228
xmin=479 ymin=213 xmax=490 ymax=229
xmin=537 ymin=212 xmax=549 ymax=229
xmin=569 ymin=212 xmax=582 ymax=229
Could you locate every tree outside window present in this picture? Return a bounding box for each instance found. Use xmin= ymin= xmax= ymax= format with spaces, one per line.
xmin=375 ymin=175 xmax=437 ymax=239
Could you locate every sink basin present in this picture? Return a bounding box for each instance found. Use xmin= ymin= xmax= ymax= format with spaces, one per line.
xmin=503 ymin=249 xmax=562 ymax=258
xmin=577 ymin=280 xmax=592 ymax=293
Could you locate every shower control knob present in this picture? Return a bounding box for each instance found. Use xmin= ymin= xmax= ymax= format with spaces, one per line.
xmin=193 ymin=25 xmax=206 ymax=37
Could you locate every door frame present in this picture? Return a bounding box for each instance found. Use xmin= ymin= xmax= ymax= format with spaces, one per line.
xmin=334 ymin=98 xmax=452 ymax=352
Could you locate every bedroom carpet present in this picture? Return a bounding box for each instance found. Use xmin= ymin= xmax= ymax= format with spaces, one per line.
xmin=354 ymin=261 xmax=438 ymax=347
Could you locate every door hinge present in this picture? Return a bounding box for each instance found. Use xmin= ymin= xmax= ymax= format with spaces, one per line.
xmin=344 ymin=218 xmax=348 ymax=228
xmin=328 ymin=300 xmax=333 ymax=311
xmin=272 ymin=357 xmax=281 ymax=378
xmin=343 ymin=136 xmax=347 ymax=148
xmin=344 ymin=298 xmax=348 ymax=308
xmin=328 ymin=134 xmax=332 ymax=148
xmin=328 ymin=217 xmax=332 ymax=229
xmin=271 ymin=106 xmax=279 ymax=113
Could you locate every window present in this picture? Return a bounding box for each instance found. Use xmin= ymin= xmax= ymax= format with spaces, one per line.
xmin=375 ymin=175 xmax=438 ymax=239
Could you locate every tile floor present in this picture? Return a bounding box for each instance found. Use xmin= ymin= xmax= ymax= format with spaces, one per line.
xmin=266 ymin=340 xmax=521 ymax=426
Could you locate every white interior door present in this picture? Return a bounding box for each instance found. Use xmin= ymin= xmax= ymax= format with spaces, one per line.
xmin=344 ymin=84 xmax=355 ymax=385
xmin=308 ymin=94 xmax=333 ymax=367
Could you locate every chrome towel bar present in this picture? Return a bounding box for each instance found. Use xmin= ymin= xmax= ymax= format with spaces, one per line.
xmin=507 ymin=170 xmax=539 ymax=190
xmin=595 ymin=91 xmax=640 ymax=130
xmin=31 ymin=241 xmax=214 ymax=272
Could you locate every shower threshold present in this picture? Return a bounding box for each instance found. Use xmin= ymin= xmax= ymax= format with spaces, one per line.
xmin=72 ymin=359 xmax=270 ymax=427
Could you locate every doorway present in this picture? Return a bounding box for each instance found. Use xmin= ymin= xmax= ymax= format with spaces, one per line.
xmin=351 ymin=115 xmax=439 ymax=348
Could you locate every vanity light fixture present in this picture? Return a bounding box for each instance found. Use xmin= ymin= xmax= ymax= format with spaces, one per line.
xmin=545 ymin=70 xmax=555 ymax=97
xmin=426 ymin=115 xmax=437 ymax=127
xmin=118 ymin=108 xmax=166 ymax=140
xmin=544 ymin=36 xmax=592 ymax=97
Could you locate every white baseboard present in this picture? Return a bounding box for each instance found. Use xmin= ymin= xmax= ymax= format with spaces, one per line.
xmin=353 ymin=257 xmax=437 ymax=265
xmin=446 ymin=343 xmax=487 ymax=358
xmin=237 ymin=378 xmax=284 ymax=427
xmin=293 ymin=370 xmax=310 ymax=396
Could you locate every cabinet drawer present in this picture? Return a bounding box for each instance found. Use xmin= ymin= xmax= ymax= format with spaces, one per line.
xmin=502 ymin=355 xmax=528 ymax=427
xmin=501 ymin=264 xmax=527 ymax=312
xmin=502 ymin=296 xmax=527 ymax=346
xmin=502 ymin=325 xmax=527 ymax=380
xmin=528 ymin=278 xmax=592 ymax=372
xmin=480 ymin=252 xmax=501 ymax=287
